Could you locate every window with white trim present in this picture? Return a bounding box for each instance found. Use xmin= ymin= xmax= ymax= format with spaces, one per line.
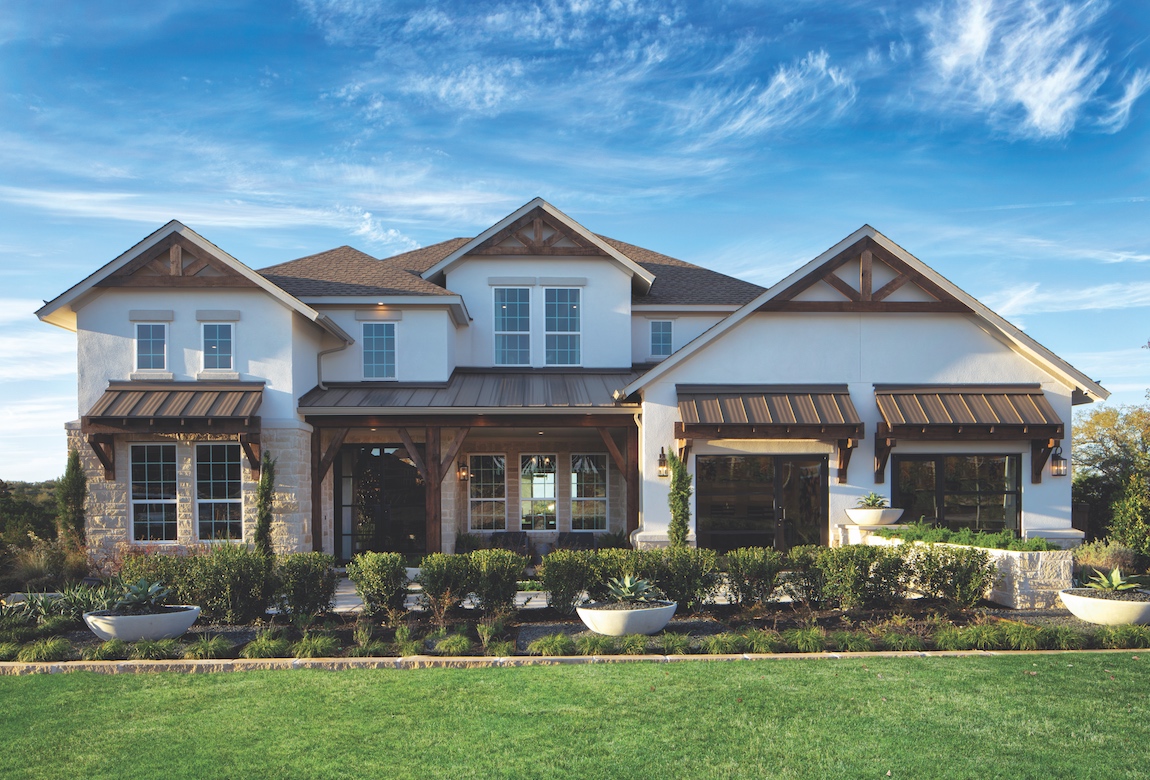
xmin=202 ymin=323 xmax=233 ymax=370
xmin=650 ymin=320 xmax=672 ymax=358
xmin=520 ymin=454 xmax=557 ymax=530
xmin=469 ymin=454 xmax=507 ymax=531
xmin=136 ymin=323 xmax=167 ymax=371
xmin=196 ymin=444 xmax=243 ymax=541
xmin=571 ymin=454 xmax=608 ymax=531
xmin=363 ymin=322 xmax=397 ymax=379
xmin=131 ymin=444 xmax=177 ymax=542
xmin=545 ymin=288 xmax=580 ymax=365
xmin=494 ymin=288 xmax=530 ymax=365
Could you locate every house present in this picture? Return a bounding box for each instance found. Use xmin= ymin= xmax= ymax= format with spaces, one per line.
xmin=36 ymin=198 xmax=1107 ymax=562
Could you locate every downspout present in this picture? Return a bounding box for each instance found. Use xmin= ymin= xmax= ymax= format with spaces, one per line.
xmin=315 ymin=315 xmax=353 ymax=391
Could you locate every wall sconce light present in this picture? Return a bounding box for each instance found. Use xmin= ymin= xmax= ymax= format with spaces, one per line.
xmin=657 ymin=447 xmax=669 ymax=478
xmin=457 ymin=461 xmax=470 ymax=481
xmin=1051 ymin=446 xmax=1067 ymax=477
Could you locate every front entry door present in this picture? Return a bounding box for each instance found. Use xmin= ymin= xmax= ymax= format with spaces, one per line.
xmin=696 ymin=454 xmax=828 ymax=553
xmin=334 ymin=445 xmax=426 ymax=564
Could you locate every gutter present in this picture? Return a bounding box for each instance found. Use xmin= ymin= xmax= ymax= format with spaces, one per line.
xmin=316 ymin=315 xmax=354 ymax=391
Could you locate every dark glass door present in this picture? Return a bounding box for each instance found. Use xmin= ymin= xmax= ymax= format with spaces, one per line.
xmin=335 ymin=445 xmax=426 ymax=563
xmin=696 ymin=455 xmax=827 ymax=553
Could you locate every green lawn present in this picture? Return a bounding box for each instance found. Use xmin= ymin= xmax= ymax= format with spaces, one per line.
xmin=3 ymin=654 xmax=1148 ymax=779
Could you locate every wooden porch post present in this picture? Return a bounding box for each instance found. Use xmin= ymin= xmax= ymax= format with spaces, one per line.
xmin=424 ymin=426 xmax=442 ymax=554
xmin=626 ymin=423 xmax=639 ymax=539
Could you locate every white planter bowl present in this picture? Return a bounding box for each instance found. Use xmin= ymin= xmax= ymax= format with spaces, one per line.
xmin=576 ymin=601 xmax=677 ymax=636
xmin=846 ymin=508 xmax=904 ymax=526
xmin=83 ymin=606 xmax=201 ymax=642
xmin=1058 ymin=590 xmax=1150 ymax=626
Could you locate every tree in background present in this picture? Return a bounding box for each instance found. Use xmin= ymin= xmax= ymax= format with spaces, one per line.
xmin=254 ymin=451 xmax=277 ymax=557
xmin=1073 ymin=398 xmax=1150 ymax=540
xmin=0 ymin=480 xmax=57 ymax=547
xmin=54 ymin=448 xmax=86 ymax=545
xmin=1109 ymin=458 xmax=1150 ymax=558
xmin=667 ymin=449 xmax=691 ymax=548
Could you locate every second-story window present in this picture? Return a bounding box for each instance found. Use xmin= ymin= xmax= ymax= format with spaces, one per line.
xmin=545 ymin=288 xmax=580 ymax=365
xmin=202 ymin=323 xmax=233 ymax=370
xmin=136 ymin=323 xmax=167 ymax=371
xmin=651 ymin=320 xmax=673 ymax=357
xmin=494 ymin=288 xmax=530 ymax=365
xmin=363 ymin=322 xmax=396 ymax=379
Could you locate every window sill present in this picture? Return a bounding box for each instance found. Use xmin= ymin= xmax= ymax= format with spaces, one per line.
xmin=197 ymin=371 xmax=240 ymax=381
xmin=129 ymin=371 xmax=174 ymax=381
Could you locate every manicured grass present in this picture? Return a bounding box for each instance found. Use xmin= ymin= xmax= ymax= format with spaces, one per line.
xmin=2 ymin=654 xmax=1149 ymax=778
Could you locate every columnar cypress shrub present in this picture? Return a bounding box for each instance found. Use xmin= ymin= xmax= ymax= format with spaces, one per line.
xmin=274 ymin=552 xmax=337 ymax=617
xmin=538 ymin=550 xmax=593 ymax=613
xmin=468 ymin=548 xmax=528 ymax=615
xmin=253 ymin=452 xmax=277 ymax=557
xmin=667 ymin=449 xmax=691 ymax=548
xmin=55 ymin=448 xmax=87 ymax=545
xmin=346 ymin=551 xmax=410 ymax=615
xmin=725 ymin=547 xmax=784 ymax=606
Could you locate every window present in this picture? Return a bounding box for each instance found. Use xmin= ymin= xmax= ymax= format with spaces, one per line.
xmin=893 ymin=454 xmax=1021 ymax=534
xmin=363 ymin=322 xmax=396 ymax=379
xmin=202 ymin=323 xmax=233 ymax=370
xmin=520 ymin=455 xmax=557 ymax=530
xmin=571 ymin=454 xmax=608 ymax=531
xmin=469 ymin=454 xmax=507 ymax=531
xmin=136 ymin=323 xmax=166 ymax=371
xmin=650 ymin=320 xmax=673 ymax=357
xmin=545 ymin=288 xmax=580 ymax=365
xmin=196 ymin=444 xmax=243 ymax=540
xmin=494 ymin=288 xmax=530 ymax=365
xmin=131 ymin=444 xmax=177 ymax=542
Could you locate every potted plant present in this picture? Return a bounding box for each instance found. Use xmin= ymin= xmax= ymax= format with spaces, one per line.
xmin=1058 ymin=568 xmax=1150 ymax=626
xmin=576 ymin=575 xmax=677 ymax=636
xmin=845 ymin=492 xmax=904 ymax=526
xmin=83 ymin=578 xmax=201 ymax=642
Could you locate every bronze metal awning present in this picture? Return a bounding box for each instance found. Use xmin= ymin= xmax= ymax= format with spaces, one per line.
xmin=873 ymin=384 xmax=1065 ymax=484
xmin=675 ymin=384 xmax=864 ymax=484
xmin=80 ymin=381 xmax=264 ymax=480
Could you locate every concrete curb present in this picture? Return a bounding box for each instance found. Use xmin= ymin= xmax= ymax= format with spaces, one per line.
xmin=0 ymin=647 xmax=1138 ymax=675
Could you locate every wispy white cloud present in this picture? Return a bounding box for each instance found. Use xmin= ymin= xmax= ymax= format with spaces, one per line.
xmin=983 ymin=280 xmax=1150 ymax=317
xmin=1099 ymin=68 xmax=1150 ymax=132
xmin=919 ymin=0 xmax=1126 ymax=138
xmin=403 ymin=60 xmax=526 ymax=113
xmin=0 ymin=327 xmax=75 ymax=381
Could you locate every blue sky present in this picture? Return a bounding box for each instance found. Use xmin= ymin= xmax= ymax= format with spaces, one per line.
xmin=1 ymin=0 xmax=1148 ymax=480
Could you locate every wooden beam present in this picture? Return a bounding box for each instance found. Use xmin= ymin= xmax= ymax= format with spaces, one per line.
xmin=86 ymin=434 xmax=115 ymax=481
xmin=837 ymin=438 xmax=857 ymax=484
xmin=397 ymin=427 xmax=427 ymax=482
xmin=882 ymin=424 xmax=1063 ymax=441
xmin=823 ymin=272 xmax=861 ymax=302
xmin=438 ymin=427 xmax=471 ymax=480
xmin=756 ymin=300 xmax=971 ymax=313
xmin=425 ymin=427 xmax=442 ymax=554
xmin=306 ymin=413 xmax=638 ymax=429
xmin=872 ymin=273 xmax=911 ymax=301
xmin=874 ymin=426 xmax=896 ymax=484
xmin=675 ymin=422 xmax=864 ymax=440
xmin=597 ymin=427 xmax=628 ymax=474
xmin=626 ymin=424 xmax=639 ymax=540
xmin=677 ymin=438 xmax=692 ymax=464
xmin=238 ymin=433 xmax=261 ymax=480
xmin=859 ymin=249 xmax=873 ymax=301
xmin=317 ymin=428 xmax=349 ymax=484
xmin=81 ymin=418 xmax=261 ymax=436
xmin=96 ymin=274 xmax=259 ymax=288
xmin=1031 ymin=438 xmax=1057 ymax=484
xmin=169 ymin=244 xmax=182 ymax=276
xmin=467 ymin=246 xmax=605 ymax=256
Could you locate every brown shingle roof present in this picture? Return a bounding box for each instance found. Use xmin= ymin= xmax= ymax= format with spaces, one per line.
xmin=258 ymin=246 xmax=456 ymax=297
xmin=597 ymin=237 xmax=765 ymax=306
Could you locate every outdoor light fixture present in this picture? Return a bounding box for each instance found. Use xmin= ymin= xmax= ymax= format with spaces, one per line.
xmin=457 ymin=461 xmax=470 ymax=481
xmin=657 ymin=447 xmax=669 ymax=478
xmin=1051 ymin=446 xmax=1067 ymax=477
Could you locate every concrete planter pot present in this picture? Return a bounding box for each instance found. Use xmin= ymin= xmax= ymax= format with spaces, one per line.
xmin=576 ymin=601 xmax=677 ymax=636
xmin=83 ymin=606 xmax=201 ymax=642
xmin=1058 ymin=589 xmax=1150 ymax=626
xmin=845 ymin=508 xmax=904 ymax=526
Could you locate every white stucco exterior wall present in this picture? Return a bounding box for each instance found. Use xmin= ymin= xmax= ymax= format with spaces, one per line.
xmin=634 ymin=311 xmax=1079 ymax=547
xmin=315 ymin=306 xmax=456 ymax=383
xmin=629 ymin=312 xmax=726 ymax=365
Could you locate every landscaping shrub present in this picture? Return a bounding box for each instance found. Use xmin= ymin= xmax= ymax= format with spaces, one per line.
xmin=0 ymin=641 xmax=20 ymax=661
xmin=908 ymin=544 xmax=997 ymax=609
xmin=1039 ymin=625 xmax=1088 ymax=651
xmin=931 ymin=626 xmax=974 ymax=651
xmin=831 ymin=631 xmax=875 ymax=653
xmin=55 ymin=582 xmax=118 ymax=621
xmin=291 ymin=634 xmax=341 ymax=658
xmin=657 ymin=631 xmax=691 ymax=655
xmin=274 ymin=552 xmax=337 ymax=617
xmin=434 ymin=633 xmax=474 ymax=656
xmin=701 ymin=632 xmax=745 ymax=655
xmin=1095 ymin=624 xmax=1150 ymax=649
xmin=8 ymin=533 xmax=89 ymax=592
xmin=783 ymin=626 xmax=828 ymax=653
xmin=1001 ymin=622 xmax=1043 ymax=651
xmin=781 ymin=546 xmax=828 ymax=609
xmin=618 ymin=634 xmax=649 ymax=654
xmin=586 ymin=548 xmax=640 ymax=599
xmin=183 ymin=635 xmax=235 ymax=659
xmin=740 ymin=628 xmax=785 ymax=654
xmin=476 ymin=616 xmax=505 ymax=653
xmin=239 ymin=630 xmax=291 ymax=659
xmin=83 ymin=639 xmax=130 ymax=661
xmin=189 ymin=544 xmax=274 ymax=624
xmin=527 ymin=633 xmax=575 ymax=656
xmin=485 ymin=639 xmax=516 ymax=657
xmin=417 ymin=553 xmax=473 ymax=626
xmin=724 ymin=547 xmax=784 ymax=607
xmin=576 ymin=633 xmax=617 ymax=655
xmin=468 ymin=549 xmax=528 ymax=615
xmin=119 ymin=551 xmax=196 ymax=604
xmin=874 ymin=522 xmax=1058 ymax=551
xmin=649 ymin=547 xmax=718 ymax=610
xmin=817 ymin=545 xmax=907 ymax=610
xmin=130 ymin=639 xmax=179 ymax=660
xmin=965 ymin=624 xmax=1006 ymax=651
xmin=346 ymin=551 xmax=410 ymax=616
xmin=881 ymin=632 xmax=925 ymax=652
xmin=1073 ymin=539 xmax=1138 ymax=581
xmin=538 ymin=550 xmax=593 ymax=613
xmin=16 ymin=637 xmax=73 ymax=663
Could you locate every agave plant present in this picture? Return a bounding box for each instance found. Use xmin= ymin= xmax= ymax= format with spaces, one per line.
xmin=114 ymin=578 xmax=172 ymax=614
xmin=1086 ymin=568 xmax=1141 ymax=593
xmin=605 ymin=575 xmax=659 ymax=603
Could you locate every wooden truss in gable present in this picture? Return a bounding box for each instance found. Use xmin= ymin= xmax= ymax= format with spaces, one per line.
xmin=467 ymin=206 xmax=608 ymax=256
xmin=756 ymin=236 xmax=971 ymax=314
xmin=96 ymin=233 xmax=258 ymax=288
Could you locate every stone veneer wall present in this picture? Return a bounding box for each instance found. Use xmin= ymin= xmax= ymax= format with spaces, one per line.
xmin=66 ymin=421 xmax=313 ymax=561
xmin=865 ymin=534 xmax=1073 ymax=610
